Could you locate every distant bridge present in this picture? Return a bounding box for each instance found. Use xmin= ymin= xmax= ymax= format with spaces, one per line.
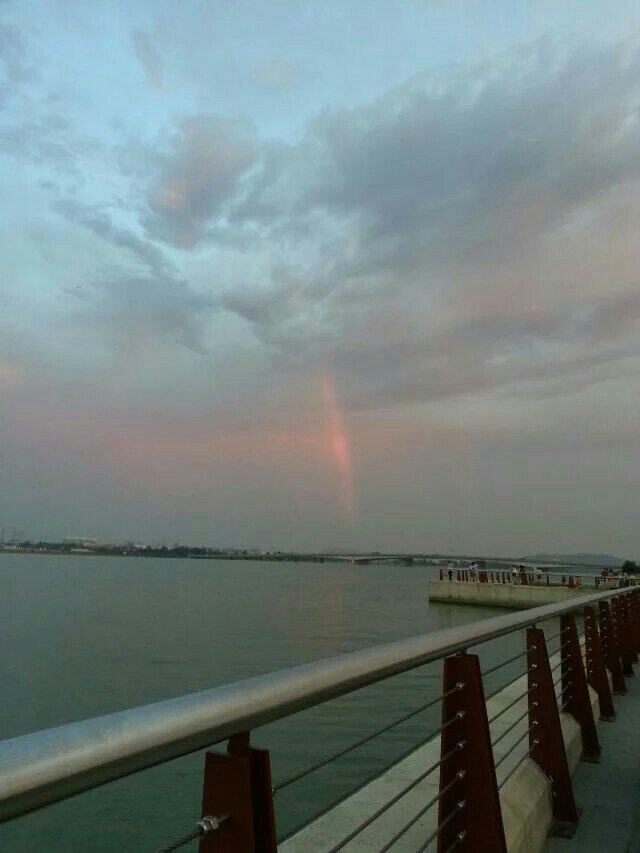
xmin=303 ymin=552 xmax=623 ymax=570
xmin=305 ymin=553 xmax=424 ymax=565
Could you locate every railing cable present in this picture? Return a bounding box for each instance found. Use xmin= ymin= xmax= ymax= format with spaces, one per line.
xmin=549 ymin=654 xmax=571 ymax=674
xmin=278 ymin=727 xmax=463 ymax=843
xmin=497 ymin=743 xmax=538 ymax=791
xmin=324 ymin=738 xmax=465 ymax=852
xmin=273 ymin=683 xmax=464 ymax=794
xmin=414 ymin=799 xmax=467 ymax=853
xmin=375 ymin=771 xmax=465 ymax=853
xmin=487 ymin=684 xmax=536 ymax=724
xmin=494 ymin=724 xmax=537 ymax=770
xmin=481 ymin=648 xmax=532 ymax=677
xmin=154 ymin=815 xmax=227 ymax=853
xmin=491 ymin=705 xmax=531 ymax=748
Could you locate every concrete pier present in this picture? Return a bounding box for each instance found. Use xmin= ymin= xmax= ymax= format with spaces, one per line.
xmin=428 ymin=579 xmax=587 ymax=609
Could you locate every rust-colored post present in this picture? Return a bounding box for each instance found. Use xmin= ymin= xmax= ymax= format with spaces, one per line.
xmin=527 ymin=627 xmax=579 ymax=836
xmin=456 ymin=569 xmax=461 ymax=581
xmin=583 ymin=605 xmax=616 ymax=721
xmin=631 ymin=592 xmax=640 ymax=651
xmin=612 ymin=597 xmax=635 ymax=673
xmin=199 ymin=733 xmax=277 ymax=853
xmin=438 ymin=652 xmax=506 ymax=853
xmin=599 ymin=601 xmax=627 ymax=695
xmin=620 ymin=596 xmax=638 ymax=662
xmin=560 ymin=615 xmax=601 ymax=761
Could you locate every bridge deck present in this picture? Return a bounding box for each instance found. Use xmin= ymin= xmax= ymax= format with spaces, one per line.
xmin=545 ymin=664 xmax=640 ymax=853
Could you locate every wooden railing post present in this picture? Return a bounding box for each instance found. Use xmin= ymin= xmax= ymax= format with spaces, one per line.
xmin=438 ymin=652 xmax=506 ymax=853
xmin=631 ymin=591 xmax=640 ymax=652
xmin=629 ymin=598 xmax=639 ymax=660
xmin=583 ymin=605 xmax=616 ymax=721
xmin=613 ymin=593 xmax=638 ymax=664
xmin=527 ymin=627 xmax=579 ymax=837
xmin=598 ymin=601 xmax=627 ymax=695
xmin=612 ymin=597 xmax=634 ymax=675
xmin=560 ymin=615 xmax=601 ymax=761
xmin=199 ymin=733 xmax=277 ymax=852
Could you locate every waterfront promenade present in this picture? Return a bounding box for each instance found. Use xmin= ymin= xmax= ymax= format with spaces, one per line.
xmin=0 ymin=582 xmax=637 ymax=851
xmin=282 ymin=631 xmax=640 ymax=852
xmin=281 ymin=640 xmax=587 ymax=851
xmin=546 ymin=668 xmax=640 ymax=853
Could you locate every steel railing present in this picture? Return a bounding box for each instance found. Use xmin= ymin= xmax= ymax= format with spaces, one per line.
xmin=0 ymin=583 xmax=638 ymax=851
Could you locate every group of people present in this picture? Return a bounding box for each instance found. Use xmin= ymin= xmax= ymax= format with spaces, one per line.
xmin=445 ymin=561 xmax=546 ymax=583
xmin=509 ymin=564 xmax=544 ymax=584
xmin=446 ymin=560 xmax=484 ymax=580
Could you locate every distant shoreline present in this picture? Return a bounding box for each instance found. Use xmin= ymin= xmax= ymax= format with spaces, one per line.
xmin=0 ymin=547 xmax=629 ymax=571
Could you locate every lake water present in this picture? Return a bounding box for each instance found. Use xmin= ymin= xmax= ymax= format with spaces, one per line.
xmin=0 ymin=554 xmax=535 ymax=850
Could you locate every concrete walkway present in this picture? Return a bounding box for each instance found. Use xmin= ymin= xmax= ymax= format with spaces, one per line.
xmin=545 ymin=666 xmax=640 ymax=853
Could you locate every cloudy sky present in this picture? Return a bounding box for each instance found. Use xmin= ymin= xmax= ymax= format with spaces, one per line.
xmin=1 ymin=0 xmax=640 ymax=555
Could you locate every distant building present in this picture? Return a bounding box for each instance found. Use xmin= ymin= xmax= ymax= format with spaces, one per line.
xmin=63 ymin=537 xmax=100 ymax=549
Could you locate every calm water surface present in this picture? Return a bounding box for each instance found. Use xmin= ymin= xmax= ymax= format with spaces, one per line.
xmin=0 ymin=554 xmax=521 ymax=850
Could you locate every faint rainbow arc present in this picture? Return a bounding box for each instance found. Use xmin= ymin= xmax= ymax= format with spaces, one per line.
xmin=321 ymin=375 xmax=355 ymax=519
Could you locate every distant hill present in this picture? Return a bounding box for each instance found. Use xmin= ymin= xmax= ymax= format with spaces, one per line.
xmin=522 ymin=553 xmax=624 ymax=567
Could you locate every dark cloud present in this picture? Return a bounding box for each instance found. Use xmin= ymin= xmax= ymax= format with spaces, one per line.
xmin=65 ymin=272 xmax=211 ymax=357
xmin=131 ymin=29 xmax=163 ymax=91
xmin=0 ymin=22 xmax=33 ymax=97
xmin=53 ymin=198 xmax=177 ymax=280
xmin=142 ymin=115 xmax=257 ymax=248
xmin=53 ymin=198 xmax=211 ymax=356
xmin=10 ymin=30 xmax=640 ymax=410
xmin=204 ymin=38 xmax=640 ymax=409
xmin=0 ymin=110 xmax=97 ymax=189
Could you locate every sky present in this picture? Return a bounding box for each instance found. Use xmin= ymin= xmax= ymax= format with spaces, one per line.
xmin=1 ymin=0 xmax=640 ymax=555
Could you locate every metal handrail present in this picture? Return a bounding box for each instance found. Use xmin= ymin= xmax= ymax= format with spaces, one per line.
xmin=0 ymin=585 xmax=635 ymax=822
